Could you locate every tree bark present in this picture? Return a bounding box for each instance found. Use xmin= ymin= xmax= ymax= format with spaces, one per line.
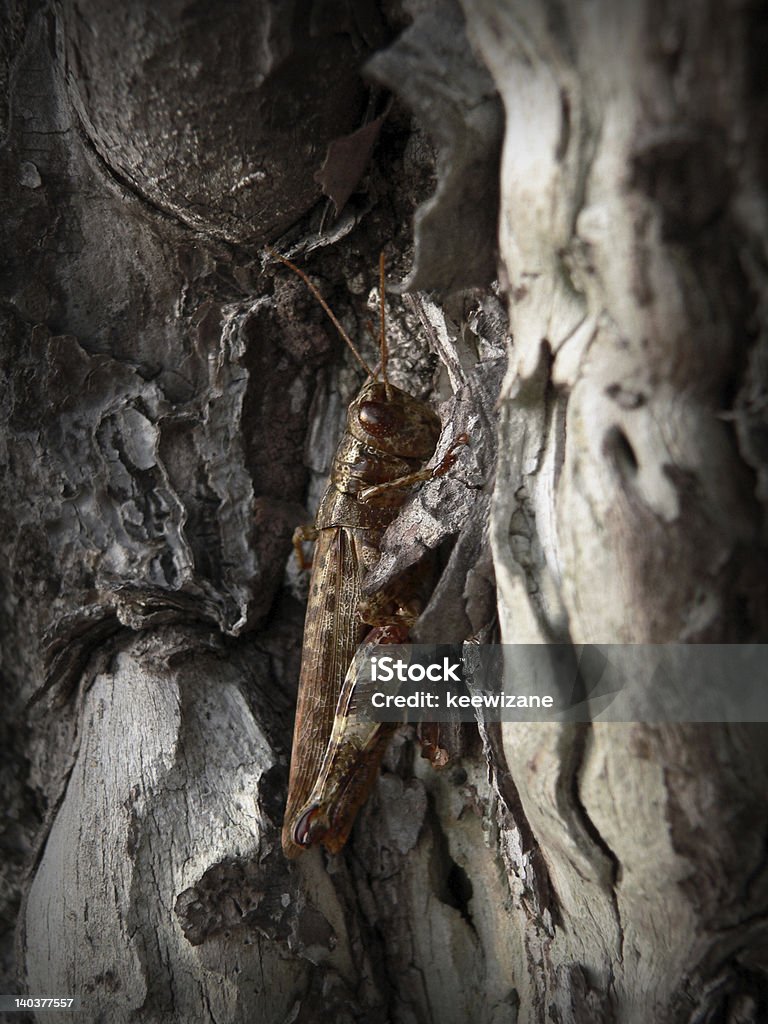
xmin=464 ymin=1 xmax=768 ymax=1020
xmin=2 ymin=1 xmax=767 ymax=1023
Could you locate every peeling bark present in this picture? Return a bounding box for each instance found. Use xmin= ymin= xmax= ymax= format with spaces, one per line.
xmin=463 ymin=0 xmax=768 ymax=1020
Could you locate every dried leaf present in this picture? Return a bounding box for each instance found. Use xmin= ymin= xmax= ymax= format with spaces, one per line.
xmin=314 ymin=106 xmax=389 ymax=214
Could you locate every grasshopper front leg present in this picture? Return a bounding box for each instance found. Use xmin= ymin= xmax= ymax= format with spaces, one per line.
xmin=358 ymin=433 xmax=469 ymax=504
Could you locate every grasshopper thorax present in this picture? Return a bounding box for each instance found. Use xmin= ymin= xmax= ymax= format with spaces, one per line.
xmin=348 ymin=378 xmax=441 ymax=461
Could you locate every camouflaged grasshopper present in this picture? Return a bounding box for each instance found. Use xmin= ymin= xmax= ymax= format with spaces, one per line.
xmin=274 ymin=252 xmax=465 ymax=858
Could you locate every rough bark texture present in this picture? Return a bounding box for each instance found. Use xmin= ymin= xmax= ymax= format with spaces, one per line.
xmin=1 ymin=1 xmax=767 ymax=1023
xmin=464 ymin=1 xmax=768 ymax=1021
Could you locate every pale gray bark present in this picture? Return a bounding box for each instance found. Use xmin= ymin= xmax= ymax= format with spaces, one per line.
xmin=2 ymin=1 xmax=767 ymax=1023
xmin=463 ymin=1 xmax=768 ymax=1021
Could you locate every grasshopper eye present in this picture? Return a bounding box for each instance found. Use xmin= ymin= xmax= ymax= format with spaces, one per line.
xmin=358 ymin=400 xmax=404 ymax=437
xmin=293 ymin=805 xmax=324 ymax=846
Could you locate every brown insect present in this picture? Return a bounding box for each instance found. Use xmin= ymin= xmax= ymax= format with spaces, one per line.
xmin=274 ymin=251 xmax=466 ymax=858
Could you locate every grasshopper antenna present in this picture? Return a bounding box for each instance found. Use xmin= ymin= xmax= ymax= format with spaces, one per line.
xmin=378 ymin=251 xmax=393 ymax=399
xmin=269 ymin=249 xmax=375 ymax=379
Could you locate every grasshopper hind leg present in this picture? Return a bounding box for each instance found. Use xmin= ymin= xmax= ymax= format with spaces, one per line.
xmin=290 ymin=623 xmax=405 ymax=853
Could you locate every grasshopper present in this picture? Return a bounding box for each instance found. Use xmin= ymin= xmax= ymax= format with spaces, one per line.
xmin=274 ymin=252 xmax=466 ymax=858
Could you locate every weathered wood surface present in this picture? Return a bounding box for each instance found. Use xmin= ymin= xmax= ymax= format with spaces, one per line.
xmin=2 ymin=1 xmax=767 ymax=1022
xmin=465 ymin=1 xmax=768 ymax=1020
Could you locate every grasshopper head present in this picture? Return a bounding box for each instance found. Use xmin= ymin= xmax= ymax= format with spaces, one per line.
xmin=348 ymin=379 xmax=441 ymax=460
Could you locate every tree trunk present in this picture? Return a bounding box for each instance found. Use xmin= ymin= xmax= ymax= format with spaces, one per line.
xmin=2 ymin=2 xmax=767 ymax=1023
